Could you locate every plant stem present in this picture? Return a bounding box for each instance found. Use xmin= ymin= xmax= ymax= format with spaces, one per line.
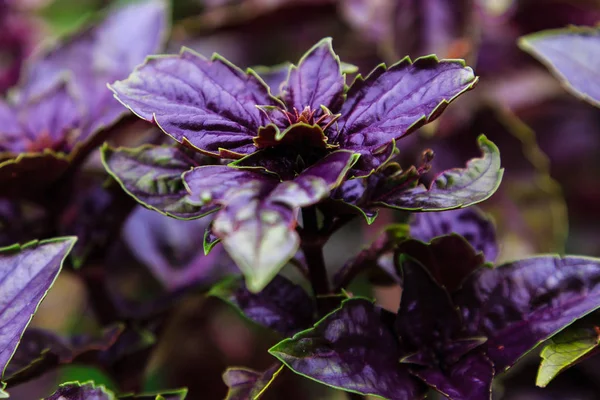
xmin=301 ymin=206 xmax=330 ymax=310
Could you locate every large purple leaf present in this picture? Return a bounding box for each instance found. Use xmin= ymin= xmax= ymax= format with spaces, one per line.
xmin=281 ymin=38 xmax=344 ymax=113
xmin=409 ymin=206 xmax=498 ymax=262
xmin=101 ymin=144 xmax=211 ymax=219
xmin=411 ymin=352 xmax=494 ymax=400
xmin=455 ymin=255 xmax=600 ymax=373
xmin=222 ymin=363 xmax=284 ymax=400
xmin=336 ymin=56 xmax=477 ymax=172
xmin=0 ymin=237 xmax=76 ymax=394
xmin=184 ymin=150 xmax=357 ymax=292
xmin=396 ymin=235 xmax=486 ymax=293
xmin=209 ymin=275 xmax=315 ymax=336
xmin=519 ymin=26 xmax=600 ymax=108
xmin=23 ymin=0 xmax=169 ymax=143
xmin=110 ymin=49 xmax=280 ymax=157
xmin=269 ymin=298 xmax=426 ymax=399
xmin=376 ymin=135 xmax=503 ymax=211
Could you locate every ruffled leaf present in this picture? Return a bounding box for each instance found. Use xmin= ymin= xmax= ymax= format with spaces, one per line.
xmin=409 ymin=207 xmax=498 ymax=262
xmin=281 ymin=38 xmax=345 ymax=113
xmin=519 ymin=26 xmax=600 ymax=108
xmin=269 ymin=298 xmax=426 ymax=399
xmin=0 ymin=237 xmax=76 ymax=394
xmin=209 ymin=275 xmax=315 ymax=336
xmin=375 ymin=135 xmax=503 ymax=211
xmin=455 ymin=255 xmax=600 ymax=373
xmin=223 ymin=363 xmax=283 ymax=400
xmin=101 ymin=144 xmax=210 ymax=219
xmin=45 ymin=381 xmax=114 ymax=400
xmin=110 ymin=49 xmax=280 ymax=157
xmin=336 ymin=56 xmax=477 ymax=172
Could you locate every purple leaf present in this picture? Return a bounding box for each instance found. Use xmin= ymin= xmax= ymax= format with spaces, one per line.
xmin=519 ymin=26 xmax=600 ymax=108
xmin=252 ymin=63 xmax=292 ymax=97
xmin=396 ymin=257 xmax=462 ymax=353
xmin=269 ymin=298 xmax=426 ymax=399
xmin=122 ymin=207 xmax=224 ymax=291
xmin=411 ymin=352 xmax=494 ymax=400
xmin=223 ymin=363 xmax=283 ymax=400
xmin=184 ymin=151 xmax=357 ymax=292
xmin=209 ymin=275 xmax=315 ymax=336
xmin=281 ymin=38 xmax=345 ymax=113
xmin=101 ymin=144 xmax=211 ymax=219
xmin=110 ymin=49 xmax=280 ymax=157
xmin=409 ymin=207 xmax=499 ymax=262
xmin=0 ymin=237 xmax=76 ymax=392
xmin=4 ymin=325 xmax=122 ymax=385
xmin=376 ymin=135 xmax=503 ymax=211
xmin=336 ymin=56 xmax=477 ymax=172
xmin=396 ymin=235 xmax=486 ymax=292
xmin=455 ymin=255 xmax=600 ymax=373
xmin=23 ymin=0 xmax=169 ymax=143
xmin=45 ymin=382 xmax=113 ymax=400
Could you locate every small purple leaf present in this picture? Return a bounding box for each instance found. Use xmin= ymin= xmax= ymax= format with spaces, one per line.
xmin=223 ymin=363 xmax=283 ymax=400
xmin=396 ymin=257 xmax=462 ymax=353
xmin=209 ymin=275 xmax=315 ymax=336
xmin=269 ymin=298 xmax=426 ymax=399
xmin=519 ymin=26 xmax=600 ymax=108
xmin=252 ymin=63 xmax=292 ymax=97
xmin=110 ymin=49 xmax=280 ymax=157
xmin=336 ymin=56 xmax=477 ymax=172
xmin=455 ymin=255 xmax=600 ymax=373
xmin=376 ymin=135 xmax=503 ymax=211
xmin=396 ymin=235 xmax=486 ymax=292
xmin=409 ymin=207 xmax=498 ymax=262
xmin=281 ymin=38 xmax=345 ymax=113
xmin=0 ymin=237 xmax=76 ymax=392
xmin=101 ymin=144 xmax=210 ymax=219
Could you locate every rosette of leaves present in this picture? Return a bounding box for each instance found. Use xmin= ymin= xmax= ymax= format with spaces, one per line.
xmin=0 ymin=0 xmax=169 ymax=197
xmin=103 ymin=37 xmax=503 ymax=292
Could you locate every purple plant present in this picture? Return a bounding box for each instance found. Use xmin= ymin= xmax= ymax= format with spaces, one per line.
xmin=1 ymin=1 xmax=600 ymax=399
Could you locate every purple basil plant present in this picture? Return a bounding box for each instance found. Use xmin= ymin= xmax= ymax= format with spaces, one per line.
xmin=3 ymin=1 xmax=600 ymax=399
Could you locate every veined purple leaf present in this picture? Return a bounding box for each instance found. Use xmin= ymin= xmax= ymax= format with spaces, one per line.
xmin=411 ymin=352 xmax=494 ymax=400
xmin=536 ymin=314 xmax=600 ymax=388
xmin=519 ymin=26 xmax=600 ymax=108
xmin=22 ymin=0 xmax=169 ymax=143
xmin=209 ymin=275 xmax=315 ymax=336
xmin=269 ymin=298 xmax=426 ymax=399
xmin=223 ymin=363 xmax=284 ymax=400
xmin=409 ymin=207 xmax=498 ymax=262
xmin=101 ymin=144 xmax=211 ymax=219
xmin=0 ymin=237 xmax=76 ymax=394
xmin=45 ymin=381 xmax=114 ymax=400
xmin=252 ymin=63 xmax=292 ymax=97
xmin=110 ymin=48 xmax=280 ymax=157
xmin=376 ymin=135 xmax=503 ymax=211
xmin=396 ymin=235 xmax=486 ymax=292
xmin=184 ymin=151 xmax=357 ymax=292
xmin=336 ymin=56 xmax=477 ymax=172
xmin=455 ymin=255 xmax=600 ymax=373
xmin=281 ymin=38 xmax=345 ymax=113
